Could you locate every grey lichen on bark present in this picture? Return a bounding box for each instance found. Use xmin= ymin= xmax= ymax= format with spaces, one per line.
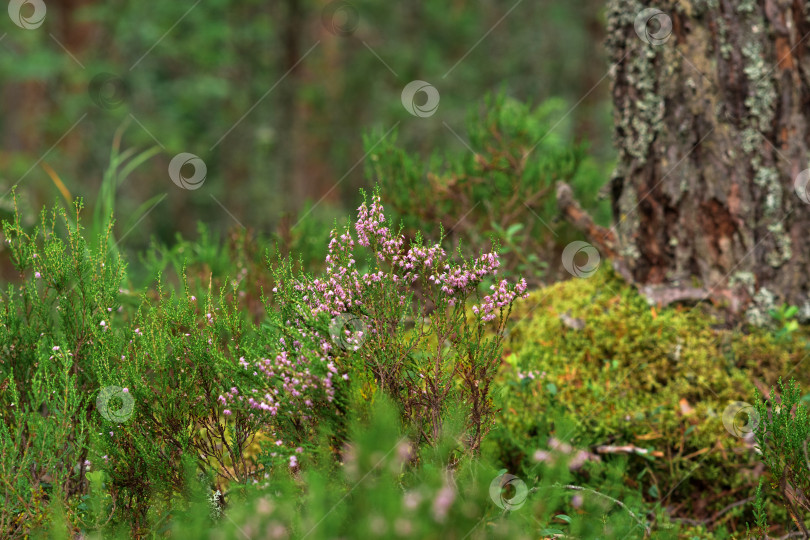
xmin=600 ymin=0 xmax=810 ymax=323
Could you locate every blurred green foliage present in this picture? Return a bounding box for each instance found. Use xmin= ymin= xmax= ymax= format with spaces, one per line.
xmin=5 ymin=2 xmax=804 ymax=537
xmin=0 ymin=0 xmax=611 ymax=256
xmin=366 ymin=92 xmax=612 ymax=285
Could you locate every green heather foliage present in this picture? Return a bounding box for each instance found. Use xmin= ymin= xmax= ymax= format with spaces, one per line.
xmin=1 ymin=196 xmax=807 ymax=538
xmin=31 ymin=399 xmax=658 ymax=540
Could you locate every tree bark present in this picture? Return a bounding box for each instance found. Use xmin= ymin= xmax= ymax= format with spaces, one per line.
xmin=603 ymin=0 xmax=810 ymax=323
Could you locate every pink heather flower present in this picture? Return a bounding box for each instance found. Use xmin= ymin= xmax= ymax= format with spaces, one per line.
xmin=548 ymin=438 xmax=573 ymax=454
xmin=34 ymin=271 xmax=41 ymax=279
xmin=122 ymin=387 xmax=129 ymax=393
xmin=223 ymin=409 xmax=232 ymax=416
xmin=289 ymin=455 xmax=298 ymax=468
xmin=432 ymin=485 xmax=456 ymax=522
xmin=403 ymin=492 xmax=421 ymax=510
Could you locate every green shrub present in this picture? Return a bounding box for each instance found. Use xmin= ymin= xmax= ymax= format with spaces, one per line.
xmin=0 ymin=198 xmax=125 ymax=537
xmin=264 ymin=188 xmax=528 ymax=454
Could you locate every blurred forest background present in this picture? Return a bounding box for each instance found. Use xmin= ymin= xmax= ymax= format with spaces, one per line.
xmin=1 ymin=0 xmax=614 ymax=282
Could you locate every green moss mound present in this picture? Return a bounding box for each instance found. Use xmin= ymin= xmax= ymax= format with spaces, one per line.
xmin=486 ymin=266 xmax=810 ymax=535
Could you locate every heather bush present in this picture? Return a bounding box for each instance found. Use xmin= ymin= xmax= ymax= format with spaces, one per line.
xmin=0 ymin=196 xmax=321 ymax=535
xmin=260 ymin=189 xmax=528 ymax=455
xmin=0 ymin=198 xmax=126 ymax=537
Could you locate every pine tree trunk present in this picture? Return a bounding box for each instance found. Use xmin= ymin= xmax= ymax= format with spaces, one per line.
xmin=603 ymin=0 xmax=810 ymax=323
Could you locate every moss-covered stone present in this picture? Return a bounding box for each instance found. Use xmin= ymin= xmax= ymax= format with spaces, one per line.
xmin=485 ymin=266 xmax=809 ymax=535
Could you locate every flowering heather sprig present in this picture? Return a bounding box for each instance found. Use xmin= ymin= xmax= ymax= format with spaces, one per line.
xmin=220 ymin=335 xmax=340 ymax=422
xmin=472 ymin=278 xmax=528 ymax=322
xmin=355 ymin=197 xmax=403 ymax=257
xmin=303 ymin=194 xmax=527 ymax=320
xmin=221 ymin=192 xmax=528 ymax=459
